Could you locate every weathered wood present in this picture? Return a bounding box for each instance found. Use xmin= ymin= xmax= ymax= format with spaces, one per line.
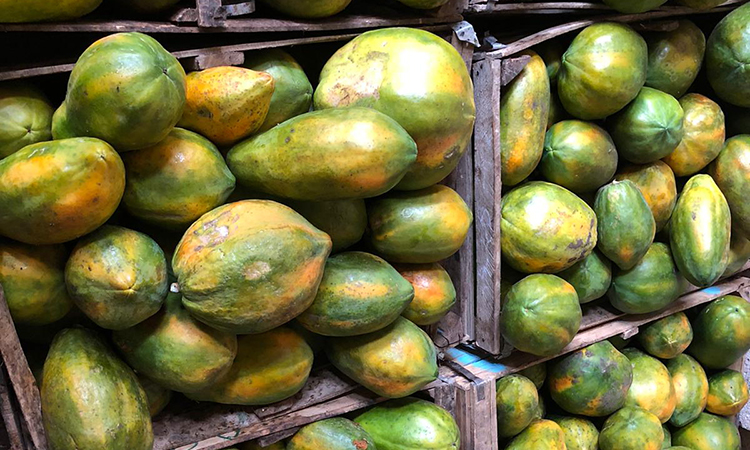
xmin=0 ymin=369 xmax=27 ymax=450
xmin=467 ymin=0 xmax=746 ymax=13
xmin=740 ymin=351 xmax=750 ymax=430
xmin=182 ymin=51 xmax=245 ymax=71
xmin=0 ymin=285 xmax=47 ymax=450
xmin=254 ymin=428 xmax=298 ymax=447
xmin=499 ymin=55 xmax=530 ymax=86
xmin=452 ymin=375 xmax=498 ymax=450
xmin=198 ymin=0 xmax=223 ymax=26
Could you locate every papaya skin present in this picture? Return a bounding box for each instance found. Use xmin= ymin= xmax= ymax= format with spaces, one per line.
xmin=645 ymin=20 xmax=705 ymax=98
xmin=622 ymin=348 xmax=677 ymax=423
xmin=287 ymin=418 xmax=376 ymax=450
xmin=663 ymin=94 xmax=725 ymax=177
xmin=0 ymin=81 xmax=53 ymax=158
xmin=0 ymin=0 xmax=101 ymax=22
xmin=707 ymin=370 xmax=749 ymax=416
xmin=495 ymin=375 xmax=540 ymax=438
xmin=396 ymin=262 xmax=456 ymax=325
xmin=667 ymin=354 xmax=708 ymax=427
xmin=505 ymin=420 xmax=567 ymax=450
xmin=599 ymin=407 xmax=664 ymax=450
xmin=672 ymin=413 xmax=741 ymax=450
xmin=638 ymin=312 xmax=693 ymax=359
xmin=706 ymin=3 xmax=750 ymax=107
xmin=258 ymin=0 xmax=351 ymax=18
xmin=615 ymin=161 xmax=677 ymax=232
xmin=689 ymin=295 xmax=750 ymax=369
xmin=0 ymin=137 xmax=125 ymax=245
xmin=285 ymin=199 xmax=366 ymax=253
xmin=709 ymin=135 xmax=750 ymax=239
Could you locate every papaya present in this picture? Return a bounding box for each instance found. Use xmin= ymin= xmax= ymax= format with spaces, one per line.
xmin=296 ymin=252 xmax=414 ymax=336
xmin=355 ymin=398 xmax=460 ymax=450
xmin=602 ymin=0 xmax=666 ymax=12
xmin=537 ymin=39 xmax=566 ymax=84
xmin=595 ymin=180 xmax=656 ymax=270
xmin=41 ymin=328 xmax=152 ymax=450
xmin=56 ymin=33 xmax=186 ymax=151
xmin=315 ymin=28 xmax=476 ymax=190
xmin=638 ymin=312 xmax=693 ymax=359
xmin=501 ymin=50 xmax=551 ymax=187
xmin=179 ymin=67 xmax=274 ymax=147
xmin=122 ymin=127 xmax=236 ymax=230
xmin=244 ymin=49 xmax=313 ymax=133
xmin=172 ymin=200 xmax=331 ymax=334
xmin=669 ymin=174 xmax=731 ymax=287
xmin=227 ymin=107 xmax=417 ymax=201
xmin=663 ymin=94 xmax=725 ymax=177
xmin=50 ymin=102 xmax=73 ymax=139
xmin=137 ymin=375 xmax=171 ymax=417
xmin=0 ymin=82 xmax=53 ymax=158
xmin=645 ymin=20 xmax=706 ymax=98
xmin=672 ymin=413 xmax=741 ymax=450
xmin=285 ymin=199 xmax=366 ymax=253
xmin=674 ymin=0 xmax=724 ymax=8
xmin=495 ymin=374 xmax=539 ymax=438
xmin=615 ymin=161 xmax=677 ymax=232
xmin=367 ymin=185 xmax=472 ymax=264
xmin=662 ymin=425 xmax=672 ymax=449
xmin=548 ymin=340 xmax=633 ymax=417
xmin=709 ymin=135 xmax=750 ymax=239
xmin=609 ymin=87 xmax=684 ymax=164
xmin=237 ymin=443 xmax=284 ymax=450
xmin=558 ymin=250 xmax=612 ymax=304
xmin=550 ymin=416 xmax=599 ymax=450
xmin=112 ymin=292 xmax=238 ymax=394
xmin=723 ymin=228 xmax=750 ymax=277
xmin=257 ymin=0 xmax=351 ymax=18
xmin=505 ymin=419 xmax=566 ymax=450
xmin=667 ymin=354 xmax=708 ymax=427
xmin=327 ymin=317 xmax=437 ymax=398
xmin=0 ymin=241 xmax=72 ymax=326
xmin=598 ymin=407 xmax=664 ymax=450
xmin=541 ymin=120 xmax=618 ymax=193
xmin=113 ymin=0 xmax=181 ymax=13
xmin=187 ymin=327 xmax=313 ymax=405
xmin=394 ymin=0 xmax=449 ymax=8
xmin=395 ymin=263 xmax=456 ymax=325
xmin=0 ymin=0 xmax=101 ymax=22
xmin=608 ymin=242 xmax=681 ymax=314
xmin=501 ymin=182 xmax=597 ymax=274
xmin=500 ymin=274 xmax=581 ymax=357
xmin=533 ymin=394 xmax=546 ymax=420
xmin=689 ymin=295 xmax=750 ymax=369
xmin=623 ymin=348 xmax=677 ymax=423
xmin=65 ymin=226 xmax=167 ymax=330
xmin=0 ymin=137 xmax=124 ymax=245
xmin=558 ymin=22 xmax=647 ymax=120
xmin=706 ymin=3 xmax=750 ymax=107
xmin=288 ymin=418 xmax=376 ymax=450
xmin=707 ymin=370 xmax=749 ymax=416
xmin=520 ymin=362 xmax=547 ymax=390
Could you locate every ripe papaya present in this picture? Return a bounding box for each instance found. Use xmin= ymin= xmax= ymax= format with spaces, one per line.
xmin=296 ymin=252 xmax=414 ymax=337
xmin=187 ymin=327 xmax=313 ymax=405
xmin=709 ymin=135 xmax=750 ymax=239
xmin=672 ymin=413 xmax=741 ymax=450
xmin=0 ymin=0 xmax=101 ymax=22
xmin=500 ymin=274 xmax=581 ymax=357
xmin=227 ymin=107 xmax=417 ymax=201
xmin=257 ymin=0 xmax=351 ymax=18
xmin=286 ymin=199 xmax=366 ymax=253
xmin=501 ymin=50 xmax=550 ymax=187
xmin=623 ymin=349 xmax=677 ymax=423
xmin=505 ymin=420 xmax=566 ymax=450
xmin=0 ymin=137 xmax=124 ymax=245
xmin=645 ymin=20 xmax=706 ymax=98
xmin=396 ymin=262 xmax=456 ymax=325
xmin=173 ymin=200 xmax=331 ymax=334
xmin=112 ymin=292 xmax=238 ymax=394
xmin=663 ymin=94 xmax=725 ymax=177
xmin=667 ymin=354 xmax=708 ymax=427
xmin=354 ymin=398 xmax=460 ymax=450
xmin=608 ymin=242 xmax=681 ymax=314
xmin=495 ymin=375 xmax=539 ymax=438
xmin=615 ymin=161 xmax=677 ymax=232
xmin=0 ymin=82 xmax=53 ymax=158
xmin=548 ymin=341 xmax=633 ymax=417
xmin=707 ymin=370 xmax=749 ymax=416
xmin=137 ymin=375 xmax=171 ymax=417
xmin=599 ymin=407 xmax=664 ymax=450
xmin=558 ymin=250 xmax=612 ymax=304
xmin=689 ymin=295 xmax=750 ymax=369
xmin=706 ymin=3 xmax=750 ymax=107
xmin=669 ymin=174 xmax=731 ymax=287
xmin=638 ymin=312 xmax=693 ymax=359
xmin=558 ymin=22 xmax=647 ymax=120
xmin=179 ymin=67 xmax=274 ymax=147
xmin=367 ymin=185 xmax=472 ymax=264
xmin=65 ymin=226 xmax=168 ymax=330
xmin=0 ymin=241 xmax=72 ymax=326
xmin=327 ymin=317 xmax=437 ymax=398
xmin=602 ymin=0 xmax=666 ymax=12
xmin=288 ymin=418 xmax=376 ymax=450
xmin=315 ymin=28 xmax=475 ymax=190
xmin=502 ymin=182 xmax=597 ymax=274
xmin=56 ymin=32 xmax=186 ymax=151
xmin=122 ymin=127 xmax=236 ymax=230
xmin=244 ymin=49 xmax=313 ymax=133
xmin=42 ymin=328 xmax=153 ymax=450
xmin=541 ymin=120 xmax=618 ymax=193
xmin=550 ymin=416 xmax=598 ymax=450
xmin=723 ymin=228 xmax=750 ymax=277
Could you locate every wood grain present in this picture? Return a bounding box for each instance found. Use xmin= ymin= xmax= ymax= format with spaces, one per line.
xmin=468 ymin=0 xmax=747 ymax=14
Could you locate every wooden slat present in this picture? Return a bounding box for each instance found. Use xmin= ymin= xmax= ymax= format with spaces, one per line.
xmin=468 ymin=0 xmax=746 ymax=13
xmin=0 ymin=369 xmax=28 ymax=450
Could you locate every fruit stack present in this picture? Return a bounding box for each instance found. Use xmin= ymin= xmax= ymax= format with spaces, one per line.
xmin=0 ymin=26 xmax=475 ymax=450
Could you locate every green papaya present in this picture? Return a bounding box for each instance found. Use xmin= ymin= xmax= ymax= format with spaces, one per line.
xmin=550 ymin=416 xmax=599 ymax=450
xmin=495 ymin=375 xmax=539 ymax=438
xmin=520 ymin=363 xmax=547 ymax=390
xmin=396 ymin=262 xmax=456 ymax=326
xmin=667 ymin=354 xmax=708 ymax=427
xmin=689 ymin=295 xmax=750 ymax=369
xmin=645 ymin=20 xmax=706 ymax=98
xmin=599 ymin=407 xmax=664 ymax=450
xmin=663 ymin=94 xmax=725 ymax=177
xmin=638 ymin=312 xmax=693 ymax=359
xmin=227 ymin=107 xmax=417 ymax=201
xmin=327 ymin=317 xmax=437 ymax=398
xmin=505 ymin=420 xmax=566 ymax=450
xmin=558 ymin=250 xmax=612 ymax=304
xmin=285 ymin=199 xmax=366 ymax=253
xmin=0 ymin=81 xmax=53 ymax=158
xmin=257 ymin=0 xmax=351 ymax=18
xmin=672 ymin=413 xmax=741 ymax=450
xmin=662 ymin=426 xmax=672 ymax=449
xmin=707 ymin=370 xmax=749 ymax=416
xmin=709 ymin=135 xmax=750 ymax=239
xmin=287 ymin=418 xmax=376 ymax=450
xmin=615 ymin=161 xmax=677 ymax=232
xmin=623 ymin=348 xmax=677 ymax=423
xmin=41 ymin=329 xmax=152 ymax=450
xmin=706 ymin=3 xmax=750 ymax=107
xmin=137 ymin=375 xmax=171 ymax=417
xmin=0 ymin=0 xmax=101 ymax=22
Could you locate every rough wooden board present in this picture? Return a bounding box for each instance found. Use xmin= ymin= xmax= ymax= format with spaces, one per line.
xmin=0 ymin=369 xmax=27 ymax=450
xmin=452 ymin=375 xmax=498 ymax=450
xmin=183 ymin=50 xmax=245 ymax=70
xmin=467 ymin=0 xmax=746 ymax=13
xmin=740 ymin=351 xmax=750 ymax=431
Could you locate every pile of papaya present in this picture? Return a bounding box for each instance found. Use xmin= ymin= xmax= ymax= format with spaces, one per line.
xmin=0 ymin=27 xmax=475 ymax=449
xmin=499 ymin=3 xmax=750 ymax=359
xmin=494 ymin=297 xmax=750 ymax=450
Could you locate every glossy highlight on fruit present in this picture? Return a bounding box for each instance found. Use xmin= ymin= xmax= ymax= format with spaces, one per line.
xmin=709 ymin=135 xmax=750 ymax=239
xmin=396 ymin=262 xmax=456 ymax=325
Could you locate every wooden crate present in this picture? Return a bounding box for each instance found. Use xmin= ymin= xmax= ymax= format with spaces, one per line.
xmin=464 ymin=0 xmax=746 ymax=15
xmin=172 ymin=0 xmax=256 ymax=27
xmin=469 ymin=2 xmax=748 ymax=356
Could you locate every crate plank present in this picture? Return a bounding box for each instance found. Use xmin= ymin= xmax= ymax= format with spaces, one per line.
xmin=468 ymin=0 xmax=746 ymax=14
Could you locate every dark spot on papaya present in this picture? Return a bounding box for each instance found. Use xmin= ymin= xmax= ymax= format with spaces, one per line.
xmin=353 ymin=440 xmax=368 ymax=450
xmin=567 ymin=239 xmax=585 ymax=249
xmin=285 ymin=136 xmax=291 ymax=144
xmin=290 ymin=128 xmax=295 ymax=133
xmin=116 ymin=85 xmax=120 ymax=93
xmin=691 ymin=212 xmax=697 ymax=220
xmin=198 ymin=107 xmax=213 ymax=119
xmin=162 ymin=68 xmax=169 ymax=75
